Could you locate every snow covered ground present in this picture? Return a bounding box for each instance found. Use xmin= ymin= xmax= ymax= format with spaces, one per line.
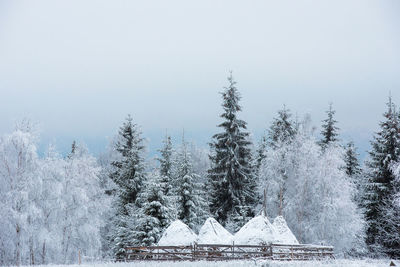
xmin=26 ymin=259 xmax=393 ymax=267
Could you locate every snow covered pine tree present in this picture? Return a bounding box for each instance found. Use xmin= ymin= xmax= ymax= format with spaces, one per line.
xmin=109 ymin=115 xmax=147 ymax=259
xmin=344 ymin=141 xmax=362 ymax=178
xmin=267 ymin=106 xmax=297 ymax=149
xmin=364 ymin=96 xmax=400 ymax=257
xmin=208 ymin=73 xmax=257 ymax=231
xmin=157 ymin=134 xmax=174 ymax=196
xmin=131 ymin=174 xmax=170 ymax=246
xmin=173 ymin=139 xmax=208 ymax=231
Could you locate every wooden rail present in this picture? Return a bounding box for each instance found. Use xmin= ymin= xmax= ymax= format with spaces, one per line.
xmin=124 ymin=243 xmax=334 ymax=261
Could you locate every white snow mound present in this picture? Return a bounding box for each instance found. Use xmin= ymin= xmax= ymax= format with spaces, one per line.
xmin=158 ymin=220 xmax=197 ymax=246
xmin=198 ymin=217 xmax=233 ymax=244
xmin=272 ymin=216 xmax=299 ymax=244
xmin=234 ymin=215 xmax=278 ymax=245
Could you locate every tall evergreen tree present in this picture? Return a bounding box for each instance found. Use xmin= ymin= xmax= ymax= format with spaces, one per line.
xmin=157 ymin=133 xmax=174 ymax=196
xmin=109 ymin=115 xmax=147 ymax=259
xmin=268 ymin=106 xmax=296 ymax=148
xmin=319 ymin=103 xmax=340 ymax=148
xmin=364 ymin=96 xmax=400 ymax=256
xmin=208 ymin=73 xmax=257 ymax=231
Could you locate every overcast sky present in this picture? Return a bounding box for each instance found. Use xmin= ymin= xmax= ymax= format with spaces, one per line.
xmin=0 ymin=0 xmax=399 ymax=157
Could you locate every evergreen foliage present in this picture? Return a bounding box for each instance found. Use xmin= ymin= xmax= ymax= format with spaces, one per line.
xmin=319 ymin=103 xmax=340 ymax=148
xmin=157 ymin=134 xmax=174 ymax=196
xmin=344 ymin=141 xmax=362 ymax=178
xmin=364 ymin=96 xmax=400 ymax=257
xmin=343 ymin=141 xmax=365 ymax=210
xmin=174 ymin=140 xmax=208 ymax=231
xmin=208 ymin=73 xmax=257 ymax=231
xmin=255 ymin=133 xmax=268 ymax=172
xmin=109 ymin=115 xmax=147 ymax=259
xmin=131 ymin=175 xmax=170 ymax=246
xmin=268 ymin=106 xmax=296 ymax=148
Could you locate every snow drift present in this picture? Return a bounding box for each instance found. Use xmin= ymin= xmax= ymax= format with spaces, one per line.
xmin=234 ymin=215 xmax=277 ymax=245
xmin=198 ymin=217 xmax=233 ymax=244
xmin=158 ymin=220 xmax=198 ymax=246
xmin=272 ymin=216 xmax=299 ymax=244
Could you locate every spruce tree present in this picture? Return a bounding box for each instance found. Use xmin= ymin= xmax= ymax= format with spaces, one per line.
xmin=109 ymin=115 xmax=147 ymax=259
xmin=344 ymin=141 xmax=362 ymax=178
xmin=157 ymin=134 xmax=174 ymax=196
xmin=344 ymin=141 xmax=364 ymax=210
xmin=319 ymin=103 xmax=340 ymax=148
xmin=131 ymin=175 xmax=170 ymax=246
xmin=174 ymin=140 xmax=208 ymax=231
xmin=268 ymin=106 xmax=296 ymax=148
xmin=70 ymin=140 xmax=76 ymax=157
xmin=255 ymin=132 xmax=268 ymax=173
xmin=208 ymin=73 xmax=257 ymax=231
xmin=364 ymin=96 xmax=400 ymax=256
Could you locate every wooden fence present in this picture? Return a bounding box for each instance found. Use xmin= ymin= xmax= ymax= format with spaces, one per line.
xmin=125 ymin=243 xmax=334 ymax=261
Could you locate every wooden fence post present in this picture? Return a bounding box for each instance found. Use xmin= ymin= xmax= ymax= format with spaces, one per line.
xmin=78 ymin=250 xmax=81 ymax=265
xmin=291 ymin=246 xmax=293 ymax=260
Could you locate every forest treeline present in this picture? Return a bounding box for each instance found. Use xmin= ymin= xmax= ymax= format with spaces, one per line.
xmin=1 ymin=74 xmax=400 ymax=265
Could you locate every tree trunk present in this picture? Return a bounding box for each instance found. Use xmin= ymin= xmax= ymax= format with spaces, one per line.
xmin=42 ymin=241 xmax=46 ymax=265
xmin=263 ymin=188 xmax=267 ymax=216
xmin=16 ymin=224 xmax=21 ymax=267
xmin=29 ymin=235 xmax=34 ymax=265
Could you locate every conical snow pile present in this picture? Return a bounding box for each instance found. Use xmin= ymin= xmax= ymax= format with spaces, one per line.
xmin=158 ymin=220 xmax=198 ymax=246
xmin=234 ymin=215 xmax=278 ymax=245
xmin=272 ymin=216 xmax=299 ymax=244
xmin=198 ymin=217 xmax=233 ymax=244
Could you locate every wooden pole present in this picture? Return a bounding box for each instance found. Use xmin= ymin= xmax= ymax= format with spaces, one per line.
xmin=291 ymin=246 xmax=293 ymax=260
xmin=78 ymin=250 xmax=81 ymax=265
xmin=279 ymin=187 xmax=283 ymax=216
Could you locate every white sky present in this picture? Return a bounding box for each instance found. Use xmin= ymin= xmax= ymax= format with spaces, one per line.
xmin=0 ymin=0 xmax=399 ymax=156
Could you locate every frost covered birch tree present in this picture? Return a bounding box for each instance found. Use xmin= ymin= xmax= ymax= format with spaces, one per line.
xmin=0 ymin=122 xmax=105 ymax=265
xmin=259 ymin=116 xmax=365 ymax=254
xmin=0 ymin=121 xmax=40 ymax=266
xmin=57 ymin=144 xmax=103 ymax=263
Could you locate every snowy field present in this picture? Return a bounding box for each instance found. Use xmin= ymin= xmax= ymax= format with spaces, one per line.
xmin=27 ymin=260 xmax=393 ymax=267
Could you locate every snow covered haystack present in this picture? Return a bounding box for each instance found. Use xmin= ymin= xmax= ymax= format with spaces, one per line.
xmin=234 ymin=215 xmax=278 ymax=245
xmin=272 ymin=216 xmax=299 ymax=244
xmin=198 ymin=217 xmax=233 ymax=244
xmin=158 ymin=220 xmax=198 ymax=246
